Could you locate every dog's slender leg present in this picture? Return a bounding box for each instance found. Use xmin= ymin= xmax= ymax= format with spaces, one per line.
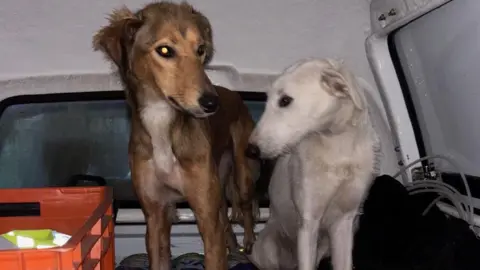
xmin=293 ymin=155 xmax=341 ymax=270
xmin=220 ymin=193 xmax=239 ymax=252
xmin=230 ymin=120 xmax=257 ymax=254
xmin=329 ymin=211 xmax=356 ymax=270
xmin=298 ymin=217 xmax=321 ymax=270
xmin=291 ymin=154 xmax=323 ymax=270
xmin=218 ymin=158 xmax=240 ymax=253
xmin=145 ymin=205 xmax=173 ymax=270
xmin=184 ymin=164 xmax=228 ymax=270
xmin=131 ymin=158 xmax=172 ymax=270
xmin=234 ymin=161 xmax=256 ymax=253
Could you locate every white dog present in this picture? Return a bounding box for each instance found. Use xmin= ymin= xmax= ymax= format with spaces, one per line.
xmin=246 ymin=59 xmax=379 ymax=270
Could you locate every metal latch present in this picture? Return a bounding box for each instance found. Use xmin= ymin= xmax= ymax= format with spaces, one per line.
xmin=411 ymin=163 xmax=438 ymax=181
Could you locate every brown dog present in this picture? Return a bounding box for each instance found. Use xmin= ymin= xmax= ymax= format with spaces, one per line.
xmin=92 ymin=2 xmax=259 ymax=270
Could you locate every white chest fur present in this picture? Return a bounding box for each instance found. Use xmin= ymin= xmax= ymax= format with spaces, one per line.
xmin=140 ymin=101 xmax=176 ymax=174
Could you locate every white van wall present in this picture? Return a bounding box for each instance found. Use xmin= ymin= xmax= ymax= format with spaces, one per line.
xmin=0 ymin=0 xmax=374 ymax=82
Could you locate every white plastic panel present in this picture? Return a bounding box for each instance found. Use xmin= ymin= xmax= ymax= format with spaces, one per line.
xmin=366 ymin=0 xmax=452 ymax=183
xmin=392 ymin=0 xmax=480 ymax=176
xmin=115 ymin=223 xmax=266 ymax=261
xmin=370 ymin=0 xmax=408 ymax=31
xmin=370 ymin=0 xmax=449 ymax=32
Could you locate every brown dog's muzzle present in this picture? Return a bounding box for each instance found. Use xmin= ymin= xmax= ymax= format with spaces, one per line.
xmin=168 ymin=87 xmax=218 ymax=118
xmin=190 ymin=74 xmax=218 ymax=117
xmin=164 ymin=70 xmax=219 ymax=118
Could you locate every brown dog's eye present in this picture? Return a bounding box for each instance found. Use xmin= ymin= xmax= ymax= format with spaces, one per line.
xmin=197 ymin=45 xmax=206 ymax=56
xmin=278 ymin=95 xmax=293 ymax=108
xmin=156 ymin=46 xmax=175 ymax=58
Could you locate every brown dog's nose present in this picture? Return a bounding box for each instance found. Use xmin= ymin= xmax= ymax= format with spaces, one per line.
xmin=198 ymin=93 xmax=219 ymax=113
xmin=245 ymin=143 xmax=261 ymax=159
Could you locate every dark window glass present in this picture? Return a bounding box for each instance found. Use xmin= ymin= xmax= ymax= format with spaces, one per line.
xmin=0 ymin=91 xmax=269 ymax=207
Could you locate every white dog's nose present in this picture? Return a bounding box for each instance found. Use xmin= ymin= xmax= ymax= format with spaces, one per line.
xmin=245 ymin=143 xmax=261 ymax=159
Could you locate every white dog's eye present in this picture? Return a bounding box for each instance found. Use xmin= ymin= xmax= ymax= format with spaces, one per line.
xmin=278 ymin=95 xmax=293 ymax=108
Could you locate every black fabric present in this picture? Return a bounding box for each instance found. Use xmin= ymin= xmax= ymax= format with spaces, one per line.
xmin=318 ymin=174 xmax=480 ymax=270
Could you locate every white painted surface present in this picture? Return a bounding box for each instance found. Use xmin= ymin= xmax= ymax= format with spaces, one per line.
xmin=0 ymin=0 xmax=374 ymax=83
xmin=369 ymin=0 xmax=445 ymax=32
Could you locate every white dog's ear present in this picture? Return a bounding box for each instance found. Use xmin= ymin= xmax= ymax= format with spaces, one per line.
xmin=320 ymin=67 xmax=364 ymax=110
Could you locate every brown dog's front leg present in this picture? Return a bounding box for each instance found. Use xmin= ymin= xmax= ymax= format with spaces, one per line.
xmin=132 ymin=158 xmax=172 ymax=270
xmin=184 ymin=165 xmax=228 ymax=270
xmin=144 ymin=204 xmax=172 ymax=270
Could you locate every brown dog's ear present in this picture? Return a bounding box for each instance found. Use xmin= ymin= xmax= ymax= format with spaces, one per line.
xmin=190 ymin=6 xmax=214 ymax=65
xmin=320 ymin=66 xmax=364 ymax=110
xmin=92 ymin=7 xmax=143 ymax=68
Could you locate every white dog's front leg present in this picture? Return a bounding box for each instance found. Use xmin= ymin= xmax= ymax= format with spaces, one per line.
xmin=291 ymin=151 xmax=340 ymax=270
xmin=329 ymin=211 xmax=356 ymax=270
xmin=298 ymin=218 xmax=321 ymax=270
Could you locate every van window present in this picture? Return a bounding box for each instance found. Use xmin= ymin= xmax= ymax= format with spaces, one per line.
xmin=0 ymin=91 xmax=269 ymax=207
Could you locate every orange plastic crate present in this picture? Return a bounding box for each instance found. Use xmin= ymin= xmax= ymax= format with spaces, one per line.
xmin=0 ymin=186 xmax=115 ymax=270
